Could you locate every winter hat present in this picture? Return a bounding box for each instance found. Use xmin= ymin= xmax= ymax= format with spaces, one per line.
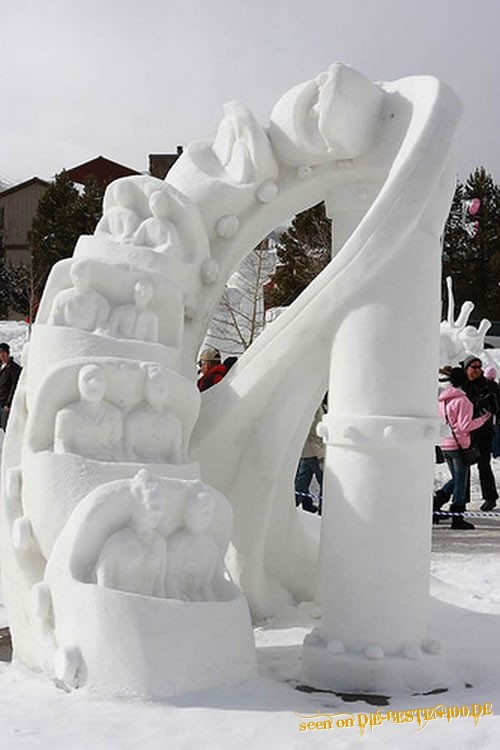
xmin=484 ymin=366 xmax=497 ymax=380
xmin=463 ymin=355 xmax=482 ymax=370
xmin=198 ymin=347 xmax=221 ymax=363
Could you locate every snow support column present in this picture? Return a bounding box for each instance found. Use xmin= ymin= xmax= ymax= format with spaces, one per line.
xmin=301 ymin=217 xmax=448 ymax=695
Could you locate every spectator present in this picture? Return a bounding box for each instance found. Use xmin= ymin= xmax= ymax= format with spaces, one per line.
xmin=434 ymin=366 xmax=491 ymax=529
xmin=462 ymin=356 xmax=499 ymax=511
xmin=0 ymin=342 xmax=22 ymax=431
xmin=295 ymin=402 xmax=326 ymax=514
xmin=196 ymin=347 xmax=228 ymax=392
xmin=484 ymin=366 xmax=500 ymax=459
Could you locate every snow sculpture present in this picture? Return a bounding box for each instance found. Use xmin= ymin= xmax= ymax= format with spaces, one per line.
xmin=54 ymin=363 xmax=123 ymax=461
xmin=165 ymin=487 xmax=218 ymax=601
xmin=95 ymin=469 xmax=167 ymax=597
xmin=439 ymin=275 xmax=492 ymax=366
xmin=106 ymin=279 xmax=159 ymax=342
xmin=124 ymin=365 xmax=183 ymax=464
xmin=1 ymin=61 xmax=461 ymax=698
xmin=133 ymin=190 xmax=182 ymax=255
xmin=48 ymin=260 xmax=110 ymax=332
xmin=94 ymin=179 xmax=143 ymax=241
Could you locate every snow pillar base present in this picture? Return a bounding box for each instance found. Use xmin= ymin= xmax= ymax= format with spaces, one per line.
xmin=301 ymin=631 xmax=447 ymax=695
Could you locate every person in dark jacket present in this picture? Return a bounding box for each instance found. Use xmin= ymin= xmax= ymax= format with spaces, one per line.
xmin=462 ymin=355 xmax=500 ymax=511
xmin=0 ymin=342 xmax=22 ymax=431
xmin=196 ymin=347 xmax=228 ymax=392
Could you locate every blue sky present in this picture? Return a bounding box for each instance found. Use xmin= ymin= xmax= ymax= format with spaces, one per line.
xmin=1 ymin=0 xmax=498 ymax=183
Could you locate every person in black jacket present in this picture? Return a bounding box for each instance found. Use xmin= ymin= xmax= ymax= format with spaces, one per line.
xmin=462 ymin=355 xmax=500 ymax=511
xmin=0 ymin=342 xmax=22 ymax=431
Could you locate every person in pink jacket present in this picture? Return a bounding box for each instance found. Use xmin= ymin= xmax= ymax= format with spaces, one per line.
xmin=434 ymin=367 xmax=491 ymax=529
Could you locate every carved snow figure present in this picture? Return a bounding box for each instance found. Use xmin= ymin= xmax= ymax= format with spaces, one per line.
xmin=95 ymin=179 xmax=142 ymax=241
xmin=166 ymin=488 xmax=217 ymax=602
xmin=124 ymin=365 xmax=183 ymax=464
xmin=106 ymin=279 xmax=159 ymax=343
xmin=1 ymin=62 xmax=462 ymax=698
xmin=48 ymin=260 xmax=110 ymax=332
xmin=54 ymin=364 xmax=123 ymax=461
xmin=133 ymin=190 xmax=182 ymax=255
xmin=95 ymin=469 xmax=167 ymax=597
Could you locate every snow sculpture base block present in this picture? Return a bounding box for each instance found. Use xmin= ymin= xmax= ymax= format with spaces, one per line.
xmin=301 ymin=637 xmax=448 ymax=696
xmin=50 ymin=584 xmax=256 ymax=699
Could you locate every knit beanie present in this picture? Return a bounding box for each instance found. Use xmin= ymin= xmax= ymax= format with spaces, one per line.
xmin=463 ymin=355 xmax=482 ymax=370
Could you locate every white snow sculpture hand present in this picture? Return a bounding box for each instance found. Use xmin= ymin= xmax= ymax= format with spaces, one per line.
xmin=124 ymin=365 xmax=183 ymax=464
xmin=48 ymin=260 xmax=110 ymax=332
xmin=439 ymin=276 xmax=477 ymax=366
xmin=95 ymin=469 xmax=167 ymax=597
xmin=458 ymin=319 xmax=491 ymax=358
xmin=54 ymin=364 xmax=123 ymax=461
xmin=165 ymin=488 xmax=217 ymax=602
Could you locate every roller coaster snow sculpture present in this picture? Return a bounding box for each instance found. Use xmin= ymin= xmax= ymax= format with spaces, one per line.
xmin=1 ymin=63 xmax=461 ymax=698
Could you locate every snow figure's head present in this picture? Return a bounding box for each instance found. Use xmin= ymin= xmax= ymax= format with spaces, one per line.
xmin=70 ymin=260 xmax=92 ymax=292
xmin=149 ymin=190 xmax=171 ymax=220
xmin=134 ymin=279 xmax=154 ymax=310
xmin=113 ymin=179 xmax=141 ymax=211
xmin=185 ymin=486 xmax=216 ymax=534
xmin=131 ymin=469 xmax=165 ymax=532
xmin=78 ymin=364 xmax=106 ymax=404
xmin=145 ymin=366 xmax=169 ymax=410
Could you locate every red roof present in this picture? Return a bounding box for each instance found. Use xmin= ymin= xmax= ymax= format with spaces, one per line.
xmin=64 ymin=156 xmax=141 ymax=186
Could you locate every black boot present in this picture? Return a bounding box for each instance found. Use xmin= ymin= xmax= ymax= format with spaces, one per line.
xmin=451 ymin=515 xmax=475 ymax=530
xmin=480 ymin=500 xmax=497 ymax=511
xmin=433 ymin=489 xmax=450 ymax=512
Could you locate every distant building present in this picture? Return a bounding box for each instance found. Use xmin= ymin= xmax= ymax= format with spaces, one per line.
xmin=149 ymin=146 xmax=183 ymax=180
xmin=0 ymin=177 xmax=50 ymax=267
xmin=0 ymin=156 xmax=141 ymax=268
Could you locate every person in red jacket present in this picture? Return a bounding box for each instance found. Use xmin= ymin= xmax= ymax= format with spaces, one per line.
xmin=196 ymin=347 xmax=228 ymax=392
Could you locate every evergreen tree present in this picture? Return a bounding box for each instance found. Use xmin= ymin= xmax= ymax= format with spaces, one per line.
xmin=30 ymin=172 xmax=105 ymax=305
xmin=442 ymin=167 xmax=500 ymax=319
xmin=4 ymin=262 xmax=32 ymax=319
xmin=266 ymin=202 xmax=331 ymax=307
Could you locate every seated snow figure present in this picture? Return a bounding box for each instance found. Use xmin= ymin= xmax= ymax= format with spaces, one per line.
xmin=95 ymin=469 xmax=167 ymax=597
xmin=166 ymin=488 xmax=218 ymax=602
xmin=124 ymin=365 xmax=183 ymax=464
xmin=106 ymin=279 xmax=159 ymax=343
xmin=133 ymin=190 xmax=182 ymax=256
xmin=54 ymin=364 xmax=123 ymax=461
xmin=47 ymin=260 xmax=110 ymax=332
xmin=94 ymin=180 xmax=142 ymax=241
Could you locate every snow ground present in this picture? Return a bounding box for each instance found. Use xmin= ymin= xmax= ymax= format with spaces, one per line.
xmin=0 ymin=320 xmax=499 ymax=748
